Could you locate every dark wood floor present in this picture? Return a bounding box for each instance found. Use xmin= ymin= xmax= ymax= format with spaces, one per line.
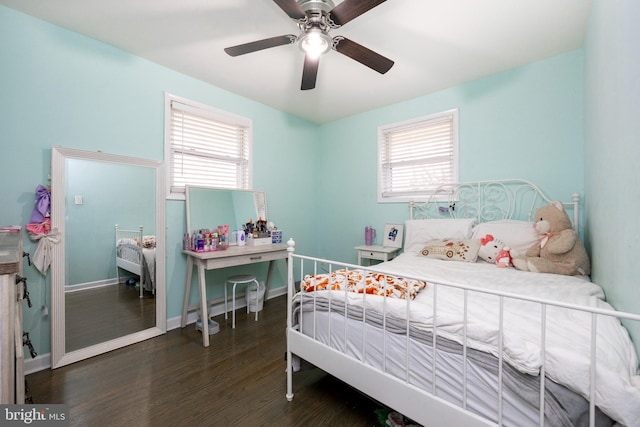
xmin=27 ymin=295 xmax=386 ymax=426
xmin=65 ymin=283 xmax=155 ymax=352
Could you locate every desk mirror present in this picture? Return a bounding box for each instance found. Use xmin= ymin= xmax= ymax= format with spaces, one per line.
xmin=50 ymin=147 xmax=166 ymax=368
xmin=186 ymin=186 xmax=267 ymax=237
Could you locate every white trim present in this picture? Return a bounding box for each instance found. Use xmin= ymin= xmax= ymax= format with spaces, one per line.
xmin=64 ymin=278 xmax=121 ymax=293
xmin=50 ymin=147 xmax=167 ymax=369
xmin=164 ymin=93 xmax=253 ymax=200
xmin=377 ymin=108 xmax=459 ymax=203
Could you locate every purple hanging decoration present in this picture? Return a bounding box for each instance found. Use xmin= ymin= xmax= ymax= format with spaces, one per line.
xmin=30 ymin=184 xmax=51 ymax=224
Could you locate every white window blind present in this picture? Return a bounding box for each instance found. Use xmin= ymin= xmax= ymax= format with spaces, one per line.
xmin=166 ymin=95 xmax=252 ymax=196
xmin=378 ymin=109 xmax=458 ymax=201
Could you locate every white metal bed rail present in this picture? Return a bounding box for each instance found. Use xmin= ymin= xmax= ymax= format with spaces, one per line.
xmin=285 ymin=245 xmax=640 ymax=427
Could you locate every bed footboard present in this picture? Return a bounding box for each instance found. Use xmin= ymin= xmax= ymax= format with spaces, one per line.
xmin=285 ymin=240 xmax=640 ymax=427
xmin=115 ymin=224 xmax=146 ymax=298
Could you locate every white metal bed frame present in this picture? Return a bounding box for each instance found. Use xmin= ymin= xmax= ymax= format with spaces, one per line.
xmin=115 ymin=224 xmax=149 ymax=299
xmin=408 ymin=179 xmax=580 ymax=232
xmin=284 ymin=180 xmax=640 ymax=427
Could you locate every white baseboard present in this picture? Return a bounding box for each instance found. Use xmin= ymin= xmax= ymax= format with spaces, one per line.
xmin=65 ymin=277 xmax=125 ymax=293
xmin=166 ymin=284 xmax=287 ymax=330
xmin=24 ymin=353 xmax=51 ymax=375
xmin=25 ymin=285 xmax=288 ymax=373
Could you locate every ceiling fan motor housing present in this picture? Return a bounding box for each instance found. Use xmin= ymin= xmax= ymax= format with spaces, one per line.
xmin=296 ymin=0 xmax=336 ymax=57
xmin=298 ymin=0 xmax=336 ymax=16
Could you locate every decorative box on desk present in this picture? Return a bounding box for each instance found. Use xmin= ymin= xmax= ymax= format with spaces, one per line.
xmin=249 ymin=236 xmax=272 ymax=246
xmin=271 ymin=230 xmax=283 ymax=244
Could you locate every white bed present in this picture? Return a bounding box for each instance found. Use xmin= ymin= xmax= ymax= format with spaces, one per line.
xmin=115 ymin=225 xmax=156 ymax=299
xmin=285 ymin=180 xmax=640 ymax=427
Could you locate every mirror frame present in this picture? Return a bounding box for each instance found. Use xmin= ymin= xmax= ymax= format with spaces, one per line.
xmin=50 ymin=147 xmax=167 ymax=369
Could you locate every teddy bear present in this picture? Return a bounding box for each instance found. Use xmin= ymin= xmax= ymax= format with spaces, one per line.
xmin=512 ymin=201 xmax=590 ymax=276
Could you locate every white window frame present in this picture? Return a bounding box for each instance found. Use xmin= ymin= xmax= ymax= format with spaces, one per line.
xmin=377 ymin=109 xmax=458 ymax=203
xmin=164 ymin=93 xmax=253 ymax=200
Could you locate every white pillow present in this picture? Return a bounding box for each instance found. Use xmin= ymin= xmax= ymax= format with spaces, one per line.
xmin=471 ymin=220 xmax=539 ymax=257
xmin=404 ymin=218 xmax=476 ymax=252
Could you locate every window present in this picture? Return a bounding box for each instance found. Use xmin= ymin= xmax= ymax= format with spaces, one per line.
xmin=378 ymin=109 xmax=458 ymax=202
xmin=165 ymin=94 xmax=252 ymax=199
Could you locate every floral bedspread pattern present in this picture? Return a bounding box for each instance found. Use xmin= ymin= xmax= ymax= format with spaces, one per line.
xmin=301 ymin=269 xmax=427 ymax=300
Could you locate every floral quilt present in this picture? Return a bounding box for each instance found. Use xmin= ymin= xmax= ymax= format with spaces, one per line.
xmin=301 ymin=269 xmax=427 ymax=300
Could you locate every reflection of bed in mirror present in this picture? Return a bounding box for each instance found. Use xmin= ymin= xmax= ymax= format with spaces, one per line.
xmin=51 ymin=147 xmax=166 ymax=369
xmin=115 ymin=225 xmax=156 ymax=299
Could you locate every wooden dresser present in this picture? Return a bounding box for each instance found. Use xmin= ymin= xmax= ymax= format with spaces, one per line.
xmin=0 ymin=226 xmax=25 ymax=404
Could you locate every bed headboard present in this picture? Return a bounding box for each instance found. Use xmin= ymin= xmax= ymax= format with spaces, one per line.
xmin=409 ymin=179 xmax=581 ymax=231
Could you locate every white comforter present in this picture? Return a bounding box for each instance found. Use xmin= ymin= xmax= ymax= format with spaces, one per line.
xmin=326 ymin=252 xmax=640 ymax=426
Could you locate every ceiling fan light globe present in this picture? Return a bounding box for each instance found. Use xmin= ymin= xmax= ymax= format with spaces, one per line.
xmin=298 ymin=29 xmax=332 ymax=58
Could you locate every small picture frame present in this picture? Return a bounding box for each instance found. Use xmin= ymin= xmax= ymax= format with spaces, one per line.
xmin=383 ymin=223 xmax=403 ymax=248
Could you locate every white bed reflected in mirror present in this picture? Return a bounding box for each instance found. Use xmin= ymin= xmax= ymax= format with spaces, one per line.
xmin=50 ymin=147 xmax=166 ymax=369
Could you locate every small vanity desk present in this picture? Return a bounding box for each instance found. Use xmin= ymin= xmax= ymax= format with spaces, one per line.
xmin=182 ymin=185 xmax=286 ymax=347
xmin=181 ymin=243 xmax=288 ymax=346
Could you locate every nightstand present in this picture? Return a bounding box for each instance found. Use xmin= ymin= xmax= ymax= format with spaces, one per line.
xmin=355 ymin=245 xmax=401 ymax=266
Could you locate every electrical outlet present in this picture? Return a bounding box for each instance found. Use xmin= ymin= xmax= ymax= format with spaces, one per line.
xmin=41 ymin=305 xmax=48 ymax=317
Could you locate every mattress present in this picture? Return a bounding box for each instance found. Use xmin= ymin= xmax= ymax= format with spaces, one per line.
xmin=297 ymin=306 xmax=612 ymax=426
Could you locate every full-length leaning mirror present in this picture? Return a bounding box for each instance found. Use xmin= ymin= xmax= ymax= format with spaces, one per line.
xmin=50 ymin=147 xmax=166 ymax=369
xmin=186 ymin=185 xmax=267 ymax=235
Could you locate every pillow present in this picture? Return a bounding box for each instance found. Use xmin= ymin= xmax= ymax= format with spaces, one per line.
xmin=404 ymin=218 xmax=476 ymax=251
xmin=471 ymin=220 xmax=538 ymax=257
xmin=419 ymin=239 xmax=481 ymax=263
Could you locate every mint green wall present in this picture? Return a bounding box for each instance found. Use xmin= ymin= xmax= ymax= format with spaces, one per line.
xmin=584 ymin=0 xmax=640 ymax=352
xmin=317 ymin=51 xmax=585 ymax=263
xmin=0 ymin=5 xmax=318 ymax=356
xmin=3 ymin=4 xmax=616 ymax=363
xmin=65 ymin=160 xmax=156 ymax=286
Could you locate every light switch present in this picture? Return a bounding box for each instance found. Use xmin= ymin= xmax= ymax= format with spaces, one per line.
xmin=74 ymin=195 xmax=83 ymax=205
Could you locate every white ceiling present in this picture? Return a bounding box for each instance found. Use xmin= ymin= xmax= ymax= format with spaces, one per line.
xmin=1 ymin=0 xmax=592 ymax=124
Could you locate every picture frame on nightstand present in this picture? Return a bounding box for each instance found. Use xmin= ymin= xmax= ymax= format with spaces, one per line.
xmin=383 ymin=223 xmax=403 ymax=248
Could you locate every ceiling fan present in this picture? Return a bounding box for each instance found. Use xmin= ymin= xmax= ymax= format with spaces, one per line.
xmin=224 ymin=0 xmax=394 ymax=90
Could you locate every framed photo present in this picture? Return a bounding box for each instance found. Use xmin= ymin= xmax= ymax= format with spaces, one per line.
xmin=383 ymin=223 xmax=403 ymax=248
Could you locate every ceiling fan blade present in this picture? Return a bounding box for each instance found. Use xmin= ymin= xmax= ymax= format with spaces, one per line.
xmin=329 ymin=0 xmax=388 ymax=26
xmin=224 ymin=35 xmax=296 ymax=57
xmin=273 ymin=0 xmax=307 ymax=20
xmin=333 ymin=37 xmax=394 ymax=74
xmin=301 ymin=55 xmax=320 ymax=90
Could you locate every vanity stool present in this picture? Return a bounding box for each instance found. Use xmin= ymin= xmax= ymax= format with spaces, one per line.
xmin=225 ymin=274 xmax=260 ymax=328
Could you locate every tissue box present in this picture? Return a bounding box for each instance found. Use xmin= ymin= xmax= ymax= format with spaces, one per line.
xmin=250 ymin=237 xmax=272 ymax=246
xmin=271 ymin=230 xmax=283 ymax=244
